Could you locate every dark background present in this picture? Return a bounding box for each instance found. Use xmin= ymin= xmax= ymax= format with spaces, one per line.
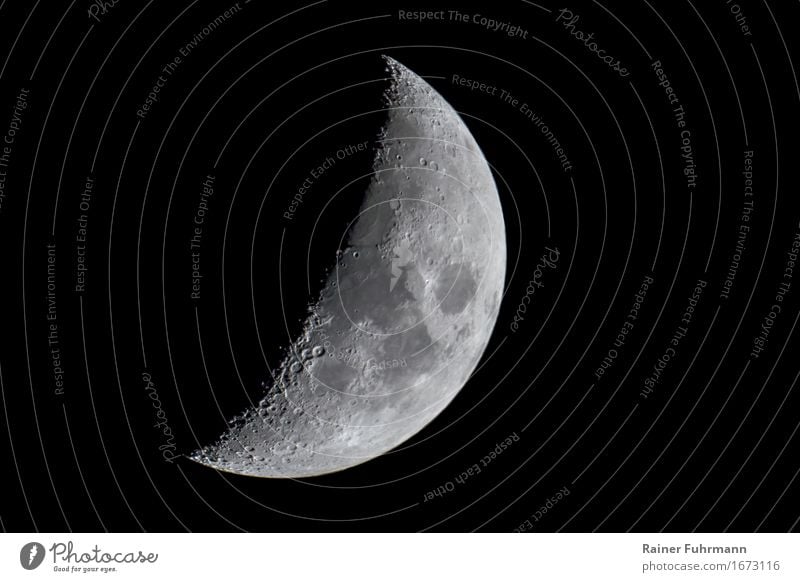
xmin=1 ymin=0 xmax=799 ymax=532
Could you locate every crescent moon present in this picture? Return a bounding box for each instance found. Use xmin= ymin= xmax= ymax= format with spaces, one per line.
xmin=191 ymin=56 xmax=506 ymax=477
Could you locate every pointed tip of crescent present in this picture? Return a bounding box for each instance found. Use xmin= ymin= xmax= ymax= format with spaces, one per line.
xmin=380 ymin=54 xmax=444 ymax=113
xmin=381 ymin=54 xmax=401 ymax=67
xmin=381 ymin=55 xmax=418 ymax=82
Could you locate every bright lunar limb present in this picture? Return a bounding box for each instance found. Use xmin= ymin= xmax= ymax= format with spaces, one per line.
xmin=191 ymin=56 xmax=507 ymax=477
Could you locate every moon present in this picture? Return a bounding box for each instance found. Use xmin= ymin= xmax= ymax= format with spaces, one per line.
xmin=191 ymin=56 xmax=506 ymax=477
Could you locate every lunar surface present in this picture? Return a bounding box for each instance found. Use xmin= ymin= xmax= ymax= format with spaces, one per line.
xmin=191 ymin=57 xmax=506 ymax=477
